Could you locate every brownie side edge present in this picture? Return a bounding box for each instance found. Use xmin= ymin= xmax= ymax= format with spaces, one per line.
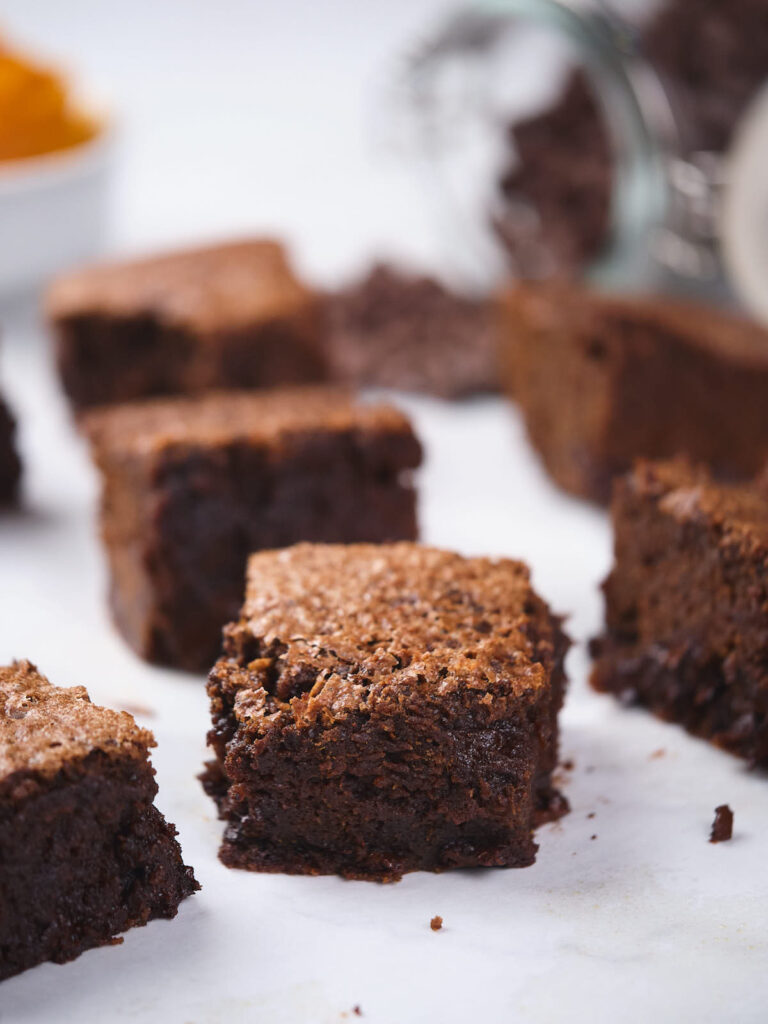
xmin=0 ymin=749 xmax=198 ymax=981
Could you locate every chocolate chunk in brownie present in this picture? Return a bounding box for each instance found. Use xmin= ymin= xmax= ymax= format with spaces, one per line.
xmin=47 ymin=239 xmax=327 ymax=411
xmin=0 ymin=661 xmax=198 ymax=981
xmin=324 ymin=264 xmax=499 ymax=398
xmin=500 ymin=284 xmax=768 ymax=503
xmin=710 ymin=805 xmax=734 ymax=843
xmin=203 ymin=542 xmax=569 ymax=881
xmin=0 ymin=394 xmax=20 ymax=504
xmin=591 ymin=459 xmax=768 ymax=765
xmin=84 ymin=388 xmax=422 ymax=672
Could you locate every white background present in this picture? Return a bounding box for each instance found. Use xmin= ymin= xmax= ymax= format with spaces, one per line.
xmin=1 ymin=3 xmax=767 ymax=1022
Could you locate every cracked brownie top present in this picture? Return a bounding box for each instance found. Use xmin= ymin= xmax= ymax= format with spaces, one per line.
xmin=215 ymin=542 xmax=562 ymax=732
xmin=0 ymin=661 xmax=152 ymax=779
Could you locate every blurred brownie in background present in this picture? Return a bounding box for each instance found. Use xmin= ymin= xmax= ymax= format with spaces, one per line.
xmin=0 ymin=392 xmax=20 ymax=504
xmin=84 ymin=387 xmax=422 ymax=671
xmin=500 ymin=284 xmax=768 ymax=503
xmin=591 ymin=459 xmax=768 ymax=766
xmin=0 ymin=660 xmax=198 ymax=980
xmin=324 ymin=264 xmax=499 ymax=398
xmin=48 ymin=239 xmax=327 ymax=411
xmin=204 ymin=542 xmax=568 ymax=880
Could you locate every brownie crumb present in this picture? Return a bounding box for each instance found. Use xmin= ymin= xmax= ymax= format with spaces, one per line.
xmin=590 ymin=834 xmax=597 ymax=840
xmin=561 ymin=758 xmax=575 ymax=771
xmin=353 ymin=1007 xmax=362 ymax=1017
xmin=430 ymin=916 xmax=443 ymax=932
xmin=710 ymin=805 xmax=734 ymax=843
xmin=649 ymin=748 xmax=666 ymax=760
xmin=587 ymin=812 xmax=596 ymax=820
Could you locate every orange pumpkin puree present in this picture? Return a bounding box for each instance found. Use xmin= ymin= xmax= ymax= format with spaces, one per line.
xmin=0 ymin=37 xmax=98 ymax=161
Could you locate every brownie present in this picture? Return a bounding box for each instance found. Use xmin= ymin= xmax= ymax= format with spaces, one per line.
xmin=710 ymin=805 xmax=734 ymax=843
xmin=47 ymin=239 xmax=327 ymax=411
xmin=0 ymin=394 xmax=20 ymax=504
xmin=84 ymin=388 xmax=422 ymax=672
xmin=203 ymin=542 xmax=569 ymax=882
xmin=324 ymin=264 xmax=499 ymax=398
xmin=591 ymin=459 xmax=768 ymax=765
xmin=500 ymin=284 xmax=768 ymax=503
xmin=0 ymin=660 xmax=198 ymax=981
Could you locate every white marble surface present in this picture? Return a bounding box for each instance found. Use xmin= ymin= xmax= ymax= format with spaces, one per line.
xmin=0 ymin=1 xmax=766 ymax=1021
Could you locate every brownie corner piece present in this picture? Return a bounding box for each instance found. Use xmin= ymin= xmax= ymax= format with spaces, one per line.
xmin=0 ymin=660 xmax=198 ymax=981
xmin=204 ymin=542 xmax=569 ymax=882
xmin=47 ymin=237 xmax=327 ymax=411
xmin=84 ymin=387 xmax=422 ymax=671
xmin=0 ymin=394 xmax=20 ymax=505
xmin=591 ymin=458 xmax=768 ymax=765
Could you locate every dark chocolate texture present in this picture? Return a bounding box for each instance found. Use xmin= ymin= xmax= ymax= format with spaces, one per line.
xmin=204 ymin=542 xmax=568 ymax=881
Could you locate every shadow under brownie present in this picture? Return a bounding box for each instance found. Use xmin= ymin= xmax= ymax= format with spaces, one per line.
xmin=500 ymin=283 xmax=768 ymax=503
xmin=203 ymin=542 xmax=569 ymax=882
xmin=0 ymin=661 xmax=198 ymax=981
xmin=85 ymin=387 xmax=422 ymax=672
xmin=591 ymin=459 xmax=768 ymax=766
xmin=48 ymin=238 xmax=327 ymax=411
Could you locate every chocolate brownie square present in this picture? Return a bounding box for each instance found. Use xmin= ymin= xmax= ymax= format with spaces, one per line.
xmin=591 ymin=460 xmax=768 ymax=765
xmin=500 ymin=284 xmax=768 ymax=503
xmin=0 ymin=394 xmax=20 ymax=504
xmin=0 ymin=661 xmax=198 ymax=981
xmin=84 ymin=388 xmax=422 ymax=672
xmin=324 ymin=264 xmax=499 ymax=398
xmin=203 ymin=542 xmax=569 ymax=881
xmin=47 ymin=239 xmax=327 ymax=411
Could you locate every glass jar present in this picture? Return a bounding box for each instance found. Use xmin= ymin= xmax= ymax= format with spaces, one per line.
xmin=388 ymin=0 xmax=768 ymax=317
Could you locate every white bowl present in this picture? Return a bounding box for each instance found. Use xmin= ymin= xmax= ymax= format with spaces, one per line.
xmin=0 ymin=126 xmax=114 ymax=297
